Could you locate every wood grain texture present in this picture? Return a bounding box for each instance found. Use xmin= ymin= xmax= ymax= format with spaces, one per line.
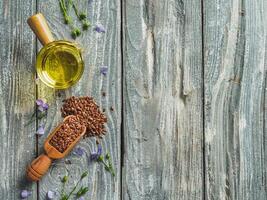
xmin=37 ymin=0 xmax=121 ymax=199
xmin=2 ymin=0 xmax=267 ymax=199
xmin=0 ymin=0 xmax=37 ymax=199
xmin=122 ymin=0 xmax=203 ymax=199
xmin=204 ymin=0 xmax=267 ymax=199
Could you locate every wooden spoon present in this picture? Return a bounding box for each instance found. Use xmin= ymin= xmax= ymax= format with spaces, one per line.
xmin=27 ymin=115 xmax=86 ymax=181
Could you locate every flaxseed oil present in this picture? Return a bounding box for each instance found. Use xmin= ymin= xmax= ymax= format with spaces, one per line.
xmin=36 ymin=40 xmax=84 ymax=89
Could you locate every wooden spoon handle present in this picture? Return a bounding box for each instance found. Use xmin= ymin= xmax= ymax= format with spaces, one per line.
xmin=27 ymin=154 xmax=52 ymax=181
xmin=27 ymin=13 xmax=54 ymax=46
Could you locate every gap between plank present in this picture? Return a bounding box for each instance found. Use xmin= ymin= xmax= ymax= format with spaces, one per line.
xmin=35 ymin=0 xmax=40 ymax=199
xmin=201 ymin=0 xmax=206 ymax=200
xmin=120 ymin=0 xmax=125 ymax=199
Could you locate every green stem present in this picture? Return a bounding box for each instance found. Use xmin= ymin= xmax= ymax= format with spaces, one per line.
xmin=65 ymin=0 xmax=73 ymax=11
xmin=66 ymin=178 xmax=82 ymax=199
xmin=25 ymin=111 xmax=47 ymax=126
xmin=59 ymin=0 xmax=67 ymax=16
xmin=72 ymin=3 xmax=79 ymax=18
xmin=61 ymin=181 xmax=66 ymax=197
xmin=24 ymin=112 xmax=36 ymax=126
xmin=59 ymin=0 xmax=72 ymax=24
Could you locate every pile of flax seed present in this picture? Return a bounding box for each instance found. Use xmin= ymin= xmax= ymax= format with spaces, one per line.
xmin=61 ymin=96 xmax=107 ymax=138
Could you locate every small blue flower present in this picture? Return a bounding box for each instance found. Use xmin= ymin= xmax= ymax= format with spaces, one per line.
xmin=100 ymin=66 xmax=108 ymax=76
xmin=46 ymin=190 xmax=55 ymax=199
xmin=36 ymin=99 xmax=43 ymax=106
xmin=78 ymin=197 xmax=85 ymax=200
xmin=20 ymin=190 xmax=32 ymax=199
xmin=95 ymin=25 xmax=106 ymax=33
xmin=42 ymin=103 xmax=49 ymax=110
xmin=73 ymin=147 xmax=85 ymax=157
xmin=90 ymin=144 xmax=102 ymax=160
xmin=36 ymin=125 xmax=45 ymax=136
xmin=36 ymin=99 xmax=49 ymax=112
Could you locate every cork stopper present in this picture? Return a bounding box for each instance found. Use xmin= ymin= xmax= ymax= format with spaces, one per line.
xmin=27 ymin=13 xmax=54 ymax=45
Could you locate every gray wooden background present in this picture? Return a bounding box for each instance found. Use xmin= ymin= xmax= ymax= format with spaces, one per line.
xmin=0 ymin=0 xmax=266 ymax=199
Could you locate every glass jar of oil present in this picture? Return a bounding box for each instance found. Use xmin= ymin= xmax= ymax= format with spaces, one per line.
xmin=36 ymin=40 xmax=84 ymax=89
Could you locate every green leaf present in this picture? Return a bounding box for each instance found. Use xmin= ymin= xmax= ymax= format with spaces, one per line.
xmin=105 ymin=166 xmax=109 ymax=171
xmin=82 ymin=21 xmax=90 ymax=30
xmin=60 ymin=194 xmax=68 ymax=200
xmin=76 ymin=186 xmax=89 ymax=198
xmin=80 ymin=171 xmax=88 ymax=179
xmin=81 ymin=187 xmax=89 ymax=195
xmin=71 ymin=28 xmax=81 ymax=39
xmin=71 ymin=32 xmax=77 ymax=39
xmin=76 ymin=187 xmax=84 ymax=196
xmin=75 ymin=28 xmax=81 ymax=36
xmin=64 ymin=16 xmax=72 ymax=24
xmin=79 ymin=13 xmax=86 ymax=20
xmin=61 ymin=175 xmax=68 ymax=183
xmin=105 ymin=153 xmax=111 ymax=160
xmin=111 ymin=171 xmax=115 ymax=177
xmin=97 ymin=155 xmax=104 ymax=162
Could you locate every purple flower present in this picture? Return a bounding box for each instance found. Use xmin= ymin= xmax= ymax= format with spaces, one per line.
xmin=36 ymin=99 xmax=43 ymax=106
xmin=90 ymin=144 xmax=102 ymax=160
xmin=78 ymin=197 xmax=85 ymax=200
xmin=20 ymin=190 xmax=32 ymax=199
xmin=95 ymin=25 xmax=106 ymax=33
xmin=46 ymin=190 xmax=55 ymax=199
xmin=36 ymin=99 xmax=49 ymax=112
xmin=100 ymin=66 xmax=108 ymax=76
xmin=73 ymin=147 xmax=85 ymax=157
xmin=36 ymin=125 xmax=45 ymax=136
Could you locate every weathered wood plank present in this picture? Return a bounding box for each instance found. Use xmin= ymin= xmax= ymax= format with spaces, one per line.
xmin=37 ymin=0 xmax=121 ymax=199
xmin=0 ymin=0 xmax=37 ymax=199
xmin=123 ymin=0 xmax=203 ymax=199
xmin=204 ymin=0 xmax=267 ymax=199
